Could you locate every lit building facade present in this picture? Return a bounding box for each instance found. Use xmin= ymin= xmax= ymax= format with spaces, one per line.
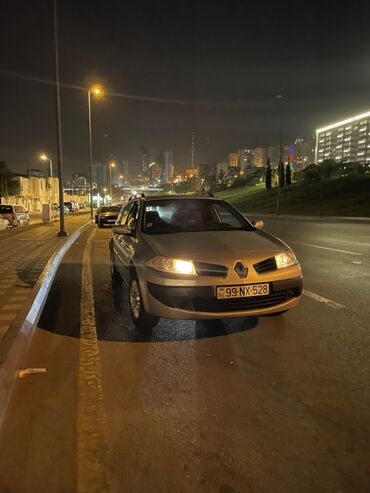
xmin=315 ymin=110 xmax=370 ymax=164
xmin=163 ymin=150 xmax=173 ymax=181
xmin=228 ymin=153 xmax=238 ymax=167
xmin=252 ymin=147 xmax=268 ymax=167
xmin=238 ymin=148 xmax=254 ymax=169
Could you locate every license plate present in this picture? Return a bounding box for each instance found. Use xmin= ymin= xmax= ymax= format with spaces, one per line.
xmin=217 ymin=283 xmax=269 ymax=299
xmin=107 ymin=219 xmax=116 ymax=223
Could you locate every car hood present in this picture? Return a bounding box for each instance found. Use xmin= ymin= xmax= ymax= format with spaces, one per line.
xmin=144 ymin=230 xmax=288 ymax=263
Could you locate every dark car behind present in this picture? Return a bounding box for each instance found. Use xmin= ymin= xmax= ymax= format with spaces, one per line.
xmin=95 ymin=205 xmax=121 ymax=228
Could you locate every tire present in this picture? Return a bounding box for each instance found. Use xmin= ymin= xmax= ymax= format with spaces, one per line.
xmin=129 ymin=270 xmax=159 ymax=330
xmin=17 ymin=220 xmax=21 ymax=227
xmin=98 ymin=219 xmax=103 ymax=228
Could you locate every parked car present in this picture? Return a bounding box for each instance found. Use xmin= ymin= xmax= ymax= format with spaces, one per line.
xmin=0 ymin=215 xmax=10 ymax=231
xmin=63 ymin=201 xmax=78 ymax=213
xmin=95 ymin=205 xmax=121 ymax=228
xmin=110 ymin=195 xmax=303 ymax=330
xmin=0 ymin=204 xmax=30 ymax=227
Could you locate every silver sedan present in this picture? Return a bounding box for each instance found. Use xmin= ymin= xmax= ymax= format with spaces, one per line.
xmin=110 ymin=195 xmax=302 ymax=330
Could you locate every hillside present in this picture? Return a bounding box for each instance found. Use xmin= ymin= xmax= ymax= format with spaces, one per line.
xmin=216 ymin=176 xmax=370 ymax=216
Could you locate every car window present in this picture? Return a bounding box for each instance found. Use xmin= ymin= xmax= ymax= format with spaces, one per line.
xmin=0 ymin=206 xmax=13 ymax=214
xmin=126 ymin=202 xmax=139 ymax=229
xmin=14 ymin=206 xmax=21 ymax=213
xmin=118 ymin=203 xmax=133 ymax=225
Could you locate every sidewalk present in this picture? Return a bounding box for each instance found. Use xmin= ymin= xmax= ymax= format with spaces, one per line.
xmin=0 ymin=212 xmax=92 ymax=343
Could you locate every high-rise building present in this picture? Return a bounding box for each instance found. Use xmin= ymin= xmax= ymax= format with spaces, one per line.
xmin=140 ymin=147 xmax=149 ymax=177
xmin=252 ymin=147 xmax=268 ymax=167
xmin=199 ymin=163 xmax=216 ymax=179
xmin=315 ymin=110 xmax=370 ymax=164
xmin=238 ymin=148 xmax=254 ymax=169
xmin=91 ymin=163 xmax=108 ymax=188
xmin=163 ymin=150 xmax=173 ymax=181
xmin=229 ymin=152 xmax=238 ymax=167
xmin=149 ymin=162 xmax=161 ymax=182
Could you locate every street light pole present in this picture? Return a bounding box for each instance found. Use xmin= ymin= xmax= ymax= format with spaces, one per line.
xmin=88 ymin=89 xmax=94 ymax=219
xmin=87 ymin=84 xmax=104 ymax=218
xmin=53 ymin=0 xmax=67 ymax=236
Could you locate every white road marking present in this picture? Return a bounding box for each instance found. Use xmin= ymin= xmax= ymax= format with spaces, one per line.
xmin=303 ymin=289 xmax=346 ymax=309
xmin=351 ymin=261 xmax=363 ymax=265
xmin=289 ymin=240 xmax=361 ymax=256
xmin=77 ymin=227 xmax=108 ymax=493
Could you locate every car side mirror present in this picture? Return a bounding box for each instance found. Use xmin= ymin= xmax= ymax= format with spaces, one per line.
xmin=112 ymin=225 xmax=133 ymax=236
xmin=251 ymin=219 xmax=264 ymax=230
xmin=127 ymin=217 xmax=136 ymax=229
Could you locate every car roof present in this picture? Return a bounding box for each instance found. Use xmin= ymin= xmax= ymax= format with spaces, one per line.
xmin=137 ymin=194 xmax=222 ymax=202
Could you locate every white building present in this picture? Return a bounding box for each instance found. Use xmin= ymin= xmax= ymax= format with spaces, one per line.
xmin=315 ymin=110 xmax=370 ymax=164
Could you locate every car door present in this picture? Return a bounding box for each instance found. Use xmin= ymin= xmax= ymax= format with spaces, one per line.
xmin=113 ymin=201 xmax=140 ymax=282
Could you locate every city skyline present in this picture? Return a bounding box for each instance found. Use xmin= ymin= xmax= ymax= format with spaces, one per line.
xmin=1 ymin=2 xmax=370 ymax=176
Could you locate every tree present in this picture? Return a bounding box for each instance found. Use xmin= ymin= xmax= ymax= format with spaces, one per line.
xmin=218 ymin=169 xmax=225 ymax=183
xmin=265 ymin=158 xmax=272 ymax=189
xmin=278 ymin=160 xmax=285 ymax=187
xmin=286 ymin=162 xmax=292 ymax=185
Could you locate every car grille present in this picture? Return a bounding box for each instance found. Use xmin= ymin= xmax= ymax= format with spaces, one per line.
xmin=148 ymin=283 xmax=300 ymax=313
xmin=254 ymin=257 xmax=277 ymax=274
xmin=193 ymin=262 xmax=228 ymax=277
xmin=103 ymin=215 xmax=118 ymax=221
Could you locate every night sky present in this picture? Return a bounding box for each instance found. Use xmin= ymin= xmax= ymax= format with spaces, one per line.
xmin=1 ymin=0 xmax=370 ymax=177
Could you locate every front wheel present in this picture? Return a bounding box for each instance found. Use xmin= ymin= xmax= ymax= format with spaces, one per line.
xmin=98 ymin=219 xmax=103 ymax=228
xmin=129 ymin=272 xmax=159 ymax=330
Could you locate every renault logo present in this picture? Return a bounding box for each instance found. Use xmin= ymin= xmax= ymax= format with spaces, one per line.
xmin=234 ymin=261 xmax=248 ymax=278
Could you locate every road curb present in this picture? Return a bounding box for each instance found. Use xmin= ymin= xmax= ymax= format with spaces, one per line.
xmin=0 ymin=220 xmax=92 ymax=429
xmin=243 ymin=213 xmax=370 ymax=224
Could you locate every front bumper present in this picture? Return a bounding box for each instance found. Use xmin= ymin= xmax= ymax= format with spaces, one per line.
xmin=142 ymin=276 xmax=303 ymax=319
xmin=99 ymin=215 xmax=118 ymax=225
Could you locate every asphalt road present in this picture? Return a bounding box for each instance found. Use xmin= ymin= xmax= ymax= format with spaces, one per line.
xmin=0 ymin=218 xmax=369 ymax=493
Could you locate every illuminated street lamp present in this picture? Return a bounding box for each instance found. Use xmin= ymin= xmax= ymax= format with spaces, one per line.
xmin=109 ymin=161 xmax=115 ymax=199
xmin=39 ymin=153 xmax=53 ymax=178
xmin=88 ymin=83 xmax=104 ymax=218
xmin=39 ymin=153 xmax=55 ymax=216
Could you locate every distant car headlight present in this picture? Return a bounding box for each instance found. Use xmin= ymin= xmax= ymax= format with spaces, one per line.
xmin=146 ymin=256 xmax=197 ymax=275
xmin=275 ymin=249 xmax=297 ymax=269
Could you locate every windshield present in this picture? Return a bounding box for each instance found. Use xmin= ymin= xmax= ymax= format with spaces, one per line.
xmin=0 ymin=205 xmax=12 ymax=214
xmin=143 ymin=199 xmax=253 ymax=234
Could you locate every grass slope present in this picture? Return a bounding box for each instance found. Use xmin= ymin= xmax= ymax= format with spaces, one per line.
xmin=216 ymin=176 xmax=370 ymax=216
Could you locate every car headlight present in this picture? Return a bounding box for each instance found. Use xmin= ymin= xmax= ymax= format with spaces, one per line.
xmin=275 ymin=249 xmax=297 ymax=269
xmin=146 ymin=256 xmax=197 ymax=275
